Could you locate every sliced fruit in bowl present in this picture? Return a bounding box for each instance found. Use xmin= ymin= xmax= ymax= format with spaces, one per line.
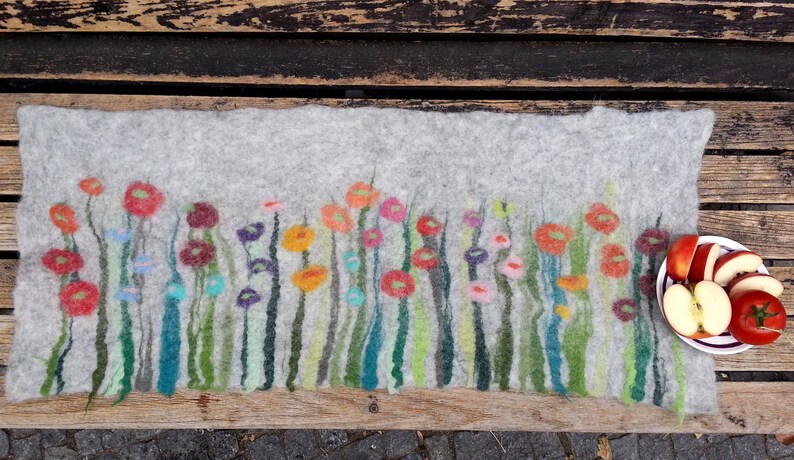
xmin=662 ymin=281 xmax=731 ymax=339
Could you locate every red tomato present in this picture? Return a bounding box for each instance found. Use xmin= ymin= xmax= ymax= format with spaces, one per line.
xmin=728 ymin=291 xmax=787 ymax=345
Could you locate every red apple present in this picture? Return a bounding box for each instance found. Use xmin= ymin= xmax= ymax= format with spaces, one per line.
xmin=662 ymin=281 xmax=732 ymax=339
xmin=712 ymin=251 xmax=763 ymax=286
xmin=726 ymin=273 xmax=784 ymax=299
xmin=666 ymin=235 xmax=700 ymax=282
xmin=687 ymin=243 xmax=720 ymax=283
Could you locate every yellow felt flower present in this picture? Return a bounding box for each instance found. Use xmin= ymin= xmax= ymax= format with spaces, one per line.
xmin=556 ymin=275 xmax=589 ymax=292
xmin=291 ymin=265 xmax=329 ymax=293
xmin=282 ymin=225 xmax=315 ymax=252
xmin=555 ymin=305 xmax=571 ymax=320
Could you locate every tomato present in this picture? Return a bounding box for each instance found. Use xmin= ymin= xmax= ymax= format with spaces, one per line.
xmin=728 ymin=291 xmax=787 ymax=346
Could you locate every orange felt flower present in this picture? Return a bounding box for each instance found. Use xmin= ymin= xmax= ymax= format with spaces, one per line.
xmin=291 ymin=265 xmax=329 ymax=293
xmin=282 ymin=225 xmax=315 ymax=252
xmin=585 ymin=202 xmax=620 ymax=235
xmin=78 ymin=177 xmax=104 ymax=196
xmin=321 ymin=204 xmax=353 ymax=233
xmin=600 ymin=244 xmax=630 ymax=278
xmin=556 ymin=275 xmax=589 ymax=292
xmin=345 ymin=182 xmax=380 ymax=209
xmin=49 ymin=203 xmax=79 ymax=234
xmin=534 ymin=223 xmax=574 ymax=256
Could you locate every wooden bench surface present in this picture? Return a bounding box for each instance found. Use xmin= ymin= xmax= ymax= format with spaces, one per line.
xmin=0 ymin=2 xmax=792 ymax=432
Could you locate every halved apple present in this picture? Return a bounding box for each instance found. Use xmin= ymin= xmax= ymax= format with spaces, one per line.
xmin=688 ymin=243 xmax=720 ymax=283
xmin=662 ymin=281 xmax=732 ymax=339
xmin=726 ymin=273 xmax=784 ymax=299
xmin=666 ymin=234 xmax=700 ymax=282
xmin=712 ymin=251 xmax=763 ymax=286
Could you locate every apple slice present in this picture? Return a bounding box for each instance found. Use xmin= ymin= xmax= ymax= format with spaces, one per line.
xmin=712 ymin=251 xmax=763 ymax=286
xmin=688 ymin=243 xmax=720 ymax=283
xmin=662 ymin=281 xmax=732 ymax=339
xmin=726 ymin=273 xmax=784 ymax=299
xmin=666 ymin=234 xmax=700 ymax=282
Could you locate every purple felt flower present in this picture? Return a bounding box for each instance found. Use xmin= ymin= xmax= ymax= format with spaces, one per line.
xmin=248 ymin=258 xmax=276 ymax=276
xmin=237 ymin=287 xmax=262 ymax=309
xmin=237 ymin=222 xmax=265 ymax=243
xmin=464 ymin=246 xmax=489 ymax=266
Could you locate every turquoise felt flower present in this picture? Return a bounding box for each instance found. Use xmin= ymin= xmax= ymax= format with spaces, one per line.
xmin=343 ymin=251 xmax=360 ymax=272
xmin=345 ymin=287 xmax=365 ymax=307
xmin=165 ymin=282 xmax=187 ymax=300
xmin=205 ymin=274 xmax=225 ymax=297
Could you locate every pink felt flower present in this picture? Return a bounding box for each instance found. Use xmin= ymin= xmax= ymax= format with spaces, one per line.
xmin=468 ymin=281 xmax=495 ymax=304
xmin=462 ymin=210 xmax=482 ymax=228
xmin=490 ymin=233 xmax=511 ymax=250
xmin=261 ymin=200 xmax=284 ymax=214
xmin=362 ymin=228 xmax=384 ymax=249
xmin=380 ymin=197 xmax=407 ymax=223
xmin=500 ymin=254 xmax=525 ymax=280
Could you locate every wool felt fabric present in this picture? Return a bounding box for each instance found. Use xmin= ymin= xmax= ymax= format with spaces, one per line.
xmin=8 ymin=105 xmax=716 ymax=417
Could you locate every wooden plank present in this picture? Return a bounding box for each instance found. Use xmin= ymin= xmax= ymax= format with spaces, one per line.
xmin=0 ymin=314 xmax=10 ymax=365
xmin=2 ymin=204 xmax=793 ymax=256
xmin=4 ymin=148 xmax=794 ymax=202
xmin=0 ymin=0 xmax=792 ymax=42
xmin=0 ymin=377 xmax=789 ymax=432
xmin=1 ymin=35 xmax=792 ymax=90
xmin=2 ymin=95 xmax=793 ymax=150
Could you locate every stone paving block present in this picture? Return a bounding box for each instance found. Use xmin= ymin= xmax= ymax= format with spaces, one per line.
xmin=609 ymin=434 xmax=639 ymax=460
xmin=342 ymin=434 xmax=385 ymax=460
xmin=75 ymin=429 xmax=103 ymax=456
xmin=497 ymin=432 xmax=535 ymax=460
xmin=249 ymin=433 xmax=286 ymax=460
xmin=40 ymin=430 xmax=67 ymax=448
xmin=120 ymin=440 xmax=160 ymax=460
xmin=157 ymin=429 xmax=210 ymax=460
xmin=731 ymin=436 xmax=766 ymax=460
xmin=528 ymin=432 xmax=566 ymax=460
xmin=454 ymin=431 xmax=501 ymax=460
xmin=638 ymin=434 xmax=674 ymax=460
xmin=11 ymin=434 xmax=43 ymax=460
xmin=705 ymin=434 xmax=729 ymax=444
xmin=384 ymin=431 xmax=418 ymax=459
xmin=96 ymin=454 xmax=121 ymax=460
xmin=285 ymin=430 xmax=321 ymax=460
xmin=43 ymin=446 xmax=80 ymax=460
xmin=424 ymin=434 xmax=454 ymax=460
xmin=707 ymin=439 xmax=736 ymax=460
xmin=10 ymin=429 xmax=37 ymax=439
xmin=567 ymin=432 xmax=600 ymax=460
xmin=768 ymin=435 xmax=794 ymax=459
xmin=675 ymin=449 xmax=709 ymax=460
xmin=208 ymin=430 xmax=239 ymax=460
xmin=670 ymin=434 xmax=707 ymax=453
xmin=401 ymin=454 xmax=422 ymax=460
xmin=0 ymin=429 xmax=9 ymax=458
xmin=319 ymin=429 xmax=348 ymax=451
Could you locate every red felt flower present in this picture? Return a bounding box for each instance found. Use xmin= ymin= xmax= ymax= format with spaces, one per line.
xmin=635 ymin=228 xmax=670 ymax=256
xmin=534 ymin=223 xmax=574 ymax=256
xmin=381 ymin=270 xmax=415 ymax=298
xmin=585 ymin=202 xmax=620 ymax=235
xmin=186 ymin=202 xmax=219 ymax=229
xmin=78 ymin=177 xmax=104 ymax=196
xmin=179 ymin=240 xmax=215 ymax=267
xmin=41 ymin=249 xmax=83 ymax=275
xmin=49 ymin=203 xmax=79 ymax=234
xmin=416 ymin=215 xmax=443 ymax=237
xmin=612 ymin=299 xmax=638 ymax=322
xmin=123 ymin=182 xmax=165 ymax=218
xmin=60 ymin=281 xmax=100 ymax=317
xmin=411 ymin=247 xmax=440 ymax=270
xmin=600 ymin=244 xmax=630 ymax=278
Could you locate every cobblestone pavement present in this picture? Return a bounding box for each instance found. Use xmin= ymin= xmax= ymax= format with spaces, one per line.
xmin=1 ymin=429 xmax=792 ymax=460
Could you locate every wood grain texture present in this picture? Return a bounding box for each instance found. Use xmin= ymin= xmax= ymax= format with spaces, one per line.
xmin=2 ymin=204 xmax=793 ymax=255
xmin=4 ymin=148 xmax=794 ymax=202
xmin=0 ymin=0 xmax=792 ymax=42
xmin=0 ymin=377 xmax=790 ymax=432
xmin=0 ymin=315 xmax=11 ymax=365
xmin=2 ymin=95 xmax=794 ymax=150
xmin=1 ymin=35 xmax=792 ymax=90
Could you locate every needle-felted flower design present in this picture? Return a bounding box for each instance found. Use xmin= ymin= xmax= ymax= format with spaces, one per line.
xmin=321 ymin=205 xmax=354 ymax=233
xmin=468 ymin=281 xmax=495 ymax=303
xmin=345 ymin=287 xmax=365 ymax=307
xmin=362 ymin=228 xmax=384 ymax=249
xmin=600 ymin=244 xmax=630 ymax=278
xmin=237 ymin=288 xmax=262 ymax=309
xmin=179 ymin=240 xmax=215 ymax=267
xmin=499 ymin=254 xmax=525 ymax=280
xmin=60 ymin=281 xmax=100 ymax=317
xmin=49 ymin=203 xmax=79 ymax=234
xmin=464 ymin=247 xmax=489 ymax=266
xmin=612 ymin=299 xmax=638 ymax=322
xmin=416 ymin=215 xmax=443 ymax=237
xmin=78 ymin=177 xmax=104 ymax=196
xmin=492 ymin=200 xmax=515 ymax=219
xmin=205 ymin=274 xmax=226 ymax=297
xmin=291 ymin=265 xmax=329 ymax=293
xmin=462 ymin=210 xmax=483 ymax=228
xmin=282 ymin=225 xmax=315 ymax=253
xmin=342 ymin=251 xmax=360 ymax=272
xmin=381 ymin=270 xmax=415 ymax=298
xmin=380 ymin=197 xmax=407 ymax=223
xmin=123 ymin=182 xmax=164 ymax=218
xmin=585 ymin=203 xmax=620 ymax=235
xmin=132 ymin=255 xmax=155 ymax=274
xmin=106 ymin=227 xmax=131 ymax=243
xmin=237 ymin=222 xmax=265 ymax=243
xmin=262 ymin=200 xmax=284 ymax=214
xmin=635 ymin=228 xmax=671 ymax=255
xmin=166 ymin=282 xmax=187 ymax=300
xmin=490 ymin=234 xmax=511 ymax=250
xmin=41 ymin=249 xmax=83 ymax=275
xmin=248 ymin=258 xmax=275 ymax=276
xmin=185 ymin=202 xmax=219 ymax=229
xmin=556 ymin=275 xmax=589 ymax=292
xmin=115 ymin=286 xmax=140 ymax=303
xmin=346 ymin=182 xmax=380 ymax=209
xmin=534 ymin=223 xmax=574 ymax=256
xmin=411 ymin=247 xmax=440 ymax=270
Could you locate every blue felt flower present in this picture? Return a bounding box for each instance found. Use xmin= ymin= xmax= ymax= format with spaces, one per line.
xmin=237 ymin=222 xmax=265 ymax=243
xmin=237 ymin=287 xmax=262 ymax=309
xmin=345 ymin=287 xmax=365 ymax=307
xmin=115 ymin=286 xmax=140 ymax=303
xmin=106 ymin=227 xmax=131 ymax=244
xmin=165 ymin=282 xmax=187 ymax=301
xmin=343 ymin=251 xmax=360 ymax=273
xmin=205 ymin=274 xmax=225 ymax=297
xmin=132 ymin=254 xmax=155 ymax=274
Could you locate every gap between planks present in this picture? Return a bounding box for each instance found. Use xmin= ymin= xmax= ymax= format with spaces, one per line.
xmin=0 ymin=377 xmax=791 ymax=432
xmin=2 ymin=147 xmax=793 ymax=203
xmin=1 ymin=96 xmax=793 ymax=150
xmin=0 ymin=0 xmax=791 ymax=42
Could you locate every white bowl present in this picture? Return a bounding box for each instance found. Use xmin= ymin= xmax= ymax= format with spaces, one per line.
xmin=656 ymin=235 xmax=767 ymax=355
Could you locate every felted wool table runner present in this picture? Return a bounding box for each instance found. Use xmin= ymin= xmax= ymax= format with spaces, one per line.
xmin=8 ymin=105 xmax=716 ymax=418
